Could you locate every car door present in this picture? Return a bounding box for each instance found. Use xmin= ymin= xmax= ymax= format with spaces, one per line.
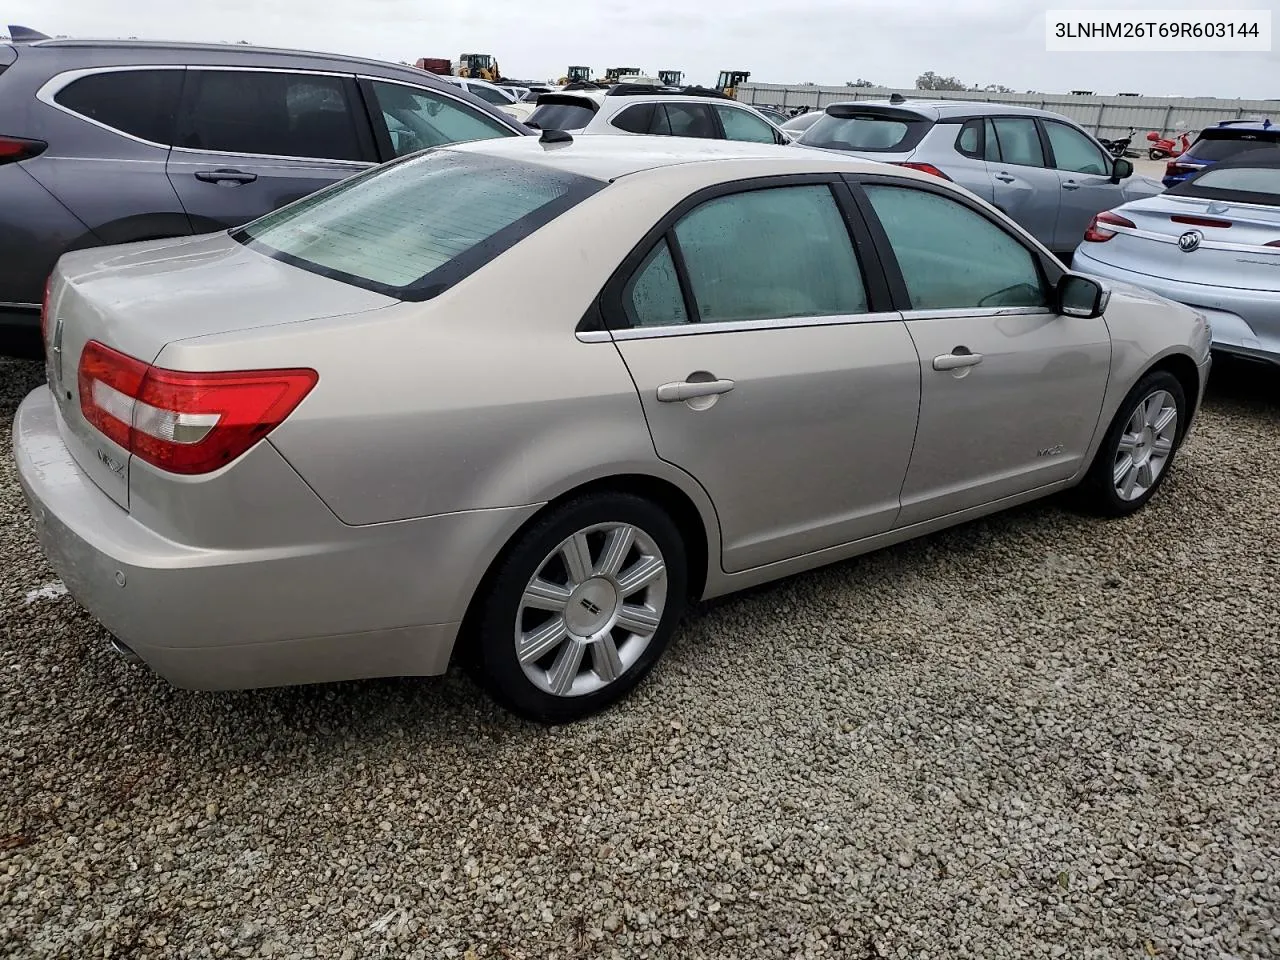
xmin=360 ymin=77 xmax=522 ymax=158
xmin=602 ymin=178 xmax=922 ymax=573
xmin=166 ymin=68 xmax=377 ymax=231
xmin=984 ymin=116 xmax=1061 ymax=249
xmin=852 ymin=177 xmax=1111 ymax=527
xmin=1041 ymin=118 xmax=1123 ymax=252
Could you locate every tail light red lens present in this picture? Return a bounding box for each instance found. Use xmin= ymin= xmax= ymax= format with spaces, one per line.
xmin=0 ymin=135 xmax=48 ymax=164
xmin=1083 ymin=211 xmax=1136 ymax=242
xmin=1166 ymin=161 xmax=1195 ymax=177
xmin=78 ymin=340 xmax=318 ymax=475
xmin=893 ymin=161 xmax=953 ymax=181
xmin=1265 ymin=240 xmax=1280 ymax=248
xmin=1171 ymin=215 xmax=1231 ymax=228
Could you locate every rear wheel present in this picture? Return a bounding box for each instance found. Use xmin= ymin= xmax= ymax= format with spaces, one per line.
xmin=1075 ymin=370 xmax=1186 ymax=517
xmin=468 ymin=493 xmax=688 ymax=722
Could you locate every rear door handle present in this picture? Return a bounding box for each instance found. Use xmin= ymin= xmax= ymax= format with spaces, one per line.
xmin=656 ymin=379 xmax=735 ymax=402
xmin=933 ymin=352 xmax=984 ymax=371
xmin=1062 ymin=180 xmax=1081 ymax=190
xmin=995 ymin=173 xmax=1015 ymax=183
xmin=194 ymin=168 xmax=258 ymax=184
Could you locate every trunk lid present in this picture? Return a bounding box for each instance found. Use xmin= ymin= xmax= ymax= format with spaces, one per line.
xmin=45 ymin=232 xmax=395 ymax=509
xmin=1085 ymin=193 xmax=1280 ymax=292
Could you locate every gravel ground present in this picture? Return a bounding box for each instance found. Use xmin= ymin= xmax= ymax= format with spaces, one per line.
xmin=2 ymin=355 xmax=1278 ymax=960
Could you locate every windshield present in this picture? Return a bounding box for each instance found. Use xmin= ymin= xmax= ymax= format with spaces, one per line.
xmin=528 ymin=99 xmax=597 ymax=130
xmin=799 ymin=112 xmax=928 ymax=152
xmin=1188 ymin=129 xmax=1280 ymax=161
xmin=234 ymin=150 xmax=604 ymax=299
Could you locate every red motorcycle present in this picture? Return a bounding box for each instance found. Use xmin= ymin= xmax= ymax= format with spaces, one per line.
xmin=1146 ymin=130 xmax=1192 ymax=161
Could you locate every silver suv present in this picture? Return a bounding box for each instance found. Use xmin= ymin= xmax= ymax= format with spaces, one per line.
xmin=794 ymin=99 xmax=1163 ymax=258
xmin=0 ymin=28 xmax=528 ymax=357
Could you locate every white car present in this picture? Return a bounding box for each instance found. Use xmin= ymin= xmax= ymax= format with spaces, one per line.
xmin=438 ymin=76 xmax=536 ymax=123
xmin=525 ymin=88 xmax=790 ymax=145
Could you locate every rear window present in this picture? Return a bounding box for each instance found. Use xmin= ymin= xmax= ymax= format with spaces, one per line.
xmin=528 ymin=97 xmax=597 ymax=130
xmin=1169 ymin=164 xmax=1280 ymax=205
xmin=233 ymin=149 xmax=604 ymax=300
xmin=54 ymin=69 xmax=183 ymax=145
xmin=798 ymin=108 xmax=931 ymax=153
xmin=1188 ymin=129 xmax=1280 ymax=161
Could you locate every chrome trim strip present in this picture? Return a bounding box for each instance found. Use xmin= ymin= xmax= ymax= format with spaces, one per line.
xmin=36 ymin=65 xmax=186 ymax=150
xmin=0 ymin=301 xmax=40 ymax=310
xmin=900 ymin=306 xmax=1054 ymax=321
xmin=600 ymin=311 xmax=904 ymax=340
xmin=1106 ymin=224 xmax=1280 ymax=255
xmin=575 ymin=331 xmax=613 ymax=343
xmin=167 ymin=145 xmax=371 ymax=167
xmin=354 ymin=74 xmax=527 ymax=135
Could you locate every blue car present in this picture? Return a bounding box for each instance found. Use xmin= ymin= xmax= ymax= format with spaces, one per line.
xmin=1162 ymin=118 xmax=1279 ymax=187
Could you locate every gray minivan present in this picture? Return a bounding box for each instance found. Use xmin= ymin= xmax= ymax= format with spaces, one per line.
xmin=0 ymin=28 xmax=529 ymax=357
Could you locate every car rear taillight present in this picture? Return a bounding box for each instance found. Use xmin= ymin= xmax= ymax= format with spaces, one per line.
xmin=1265 ymin=240 xmax=1280 ymax=248
xmin=78 ymin=340 xmax=318 ymax=476
xmin=0 ymin=135 xmax=48 ymax=165
xmin=1083 ymin=211 xmax=1136 ymax=242
xmin=893 ymin=161 xmax=952 ymax=180
xmin=1171 ymin=215 xmax=1231 ymax=228
xmin=39 ymin=276 xmax=53 ymax=346
xmin=1165 ymin=161 xmax=1195 ymax=177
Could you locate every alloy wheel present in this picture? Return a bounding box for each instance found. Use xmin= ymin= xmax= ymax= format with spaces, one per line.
xmin=1113 ymin=389 xmax=1178 ymax=501
xmin=514 ymin=523 xmax=668 ymax=697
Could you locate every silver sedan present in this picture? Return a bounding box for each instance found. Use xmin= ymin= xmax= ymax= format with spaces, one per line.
xmin=15 ymin=135 xmax=1212 ymax=722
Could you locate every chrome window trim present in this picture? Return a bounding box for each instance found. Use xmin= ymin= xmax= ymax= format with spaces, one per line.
xmin=576 ymin=311 xmax=905 ymax=342
xmin=899 ymin=306 xmax=1054 ymax=321
xmin=0 ymin=301 xmax=40 ymax=310
xmin=36 ymin=64 xmax=186 ymax=150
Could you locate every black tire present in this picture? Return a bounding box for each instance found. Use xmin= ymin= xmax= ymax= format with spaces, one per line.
xmin=468 ymin=493 xmax=688 ymax=723
xmin=1075 ymin=369 xmax=1187 ymax=518
xmin=1148 ymin=148 xmax=1165 ymax=161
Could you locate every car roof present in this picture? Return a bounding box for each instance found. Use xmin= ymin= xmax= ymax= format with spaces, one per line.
xmin=820 ymin=98 xmax=1054 ymax=121
xmin=443 ymin=132 xmax=901 ymax=181
xmin=1199 ymin=118 xmax=1276 ymax=133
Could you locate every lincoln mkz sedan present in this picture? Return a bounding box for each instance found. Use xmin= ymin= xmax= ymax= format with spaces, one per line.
xmin=15 ymin=135 xmax=1212 ymax=721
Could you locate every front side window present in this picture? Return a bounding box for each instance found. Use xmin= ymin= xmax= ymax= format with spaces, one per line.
xmin=368 ymin=81 xmax=516 ymax=157
xmin=177 ymin=70 xmax=365 ymax=161
xmin=669 ymin=185 xmax=868 ymax=324
xmin=864 ymin=184 xmax=1047 ymax=311
xmin=55 ymin=69 xmax=183 ymax=145
xmin=235 ymin=151 xmax=603 ymax=297
xmin=715 ymin=105 xmax=776 ymax=143
xmin=989 ymin=117 xmax=1045 ymax=168
xmin=1043 ymin=120 xmax=1110 ymax=175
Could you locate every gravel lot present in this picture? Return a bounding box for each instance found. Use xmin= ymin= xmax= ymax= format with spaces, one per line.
xmin=2 ymin=355 xmax=1277 ymax=960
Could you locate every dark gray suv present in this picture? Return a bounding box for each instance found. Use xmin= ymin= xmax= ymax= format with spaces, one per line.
xmin=0 ymin=29 xmax=529 ymax=357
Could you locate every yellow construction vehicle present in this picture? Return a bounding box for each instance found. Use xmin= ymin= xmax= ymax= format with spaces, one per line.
xmin=456 ymin=54 xmax=501 ymax=83
xmin=557 ymin=65 xmax=592 ymax=85
xmin=598 ymin=67 xmax=641 ymax=85
xmin=717 ymin=70 xmax=751 ymax=99
xmin=658 ymin=70 xmax=683 ymax=87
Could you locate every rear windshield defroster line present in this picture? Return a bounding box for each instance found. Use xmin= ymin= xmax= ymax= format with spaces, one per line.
xmin=232 ymin=149 xmax=605 ymax=301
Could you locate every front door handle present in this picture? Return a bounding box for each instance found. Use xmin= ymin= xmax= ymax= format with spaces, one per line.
xmin=1062 ymin=180 xmax=1081 ymax=190
xmin=933 ymin=352 xmax=984 ymax=371
xmin=194 ymin=168 xmax=258 ymax=185
xmin=995 ymin=173 xmax=1015 ymax=183
xmin=656 ymin=378 xmax=735 ymax=402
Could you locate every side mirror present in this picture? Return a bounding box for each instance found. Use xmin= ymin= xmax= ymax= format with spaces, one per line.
xmin=1057 ymin=273 xmax=1110 ymax=319
xmin=1111 ymin=157 xmax=1133 ymax=182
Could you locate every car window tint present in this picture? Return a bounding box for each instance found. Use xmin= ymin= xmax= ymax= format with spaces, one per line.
xmin=1044 ymin=120 xmax=1109 ymax=175
xmin=625 ymin=238 xmax=689 ymax=327
xmin=983 ymin=118 xmax=1001 ymax=160
xmin=370 ymin=81 xmax=516 ymax=156
xmin=955 ymin=120 xmax=982 ymax=158
xmin=611 ymin=103 xmax=655 ymax=134
xmin=527 ymin=100 xmax=597 ymax=131
xmin=648 ymin=105 xmax=673 ymax=135
xmin=864 ymin=185 xmax=1047 ymax=311
xmin=673 ymin=185 xmax=868 ymax=323
xmin=714 ymin=105 xmax=776 ymax=143
xmin=990 ymin=118 xmax=1044 ymax=167
xmin=55 ymin=69 xmax=183 ymax=145
xmin=1186 ymin=131 xmax=1280 ymax=161
xmin=662 ymin=103 xmax=717 ymax=139
xmin=469 ymin=84 xmax=513 ymax=105
xmin=798 ymin=114 xmax=918 ymax=152
xmin=177 ymin=70 xmax=364 ymax=161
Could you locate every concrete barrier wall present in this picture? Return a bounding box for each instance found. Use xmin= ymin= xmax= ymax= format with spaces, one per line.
xmin=740 ymin=83 xmax=1279 ymax=140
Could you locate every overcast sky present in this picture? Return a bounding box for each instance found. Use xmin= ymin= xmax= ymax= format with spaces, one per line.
xmin=5 ymin=0 xmax=1277 ymax=99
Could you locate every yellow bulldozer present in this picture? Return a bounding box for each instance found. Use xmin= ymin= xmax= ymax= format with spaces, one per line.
xmin=557 ymin=65 xmax=593 ymax=85
xmin=717 ymin=70 xmax=751 ymax=99
xmin=456 ymin=54 xmax=501 ymax=83
xmin=598 ymin=67 xmax=641 ymax=85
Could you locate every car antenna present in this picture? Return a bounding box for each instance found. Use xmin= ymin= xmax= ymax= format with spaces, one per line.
xmin=539 ymin=128 xmax=573 ymax=145
xmin=889 ymin=93 xmax=907 ymax=104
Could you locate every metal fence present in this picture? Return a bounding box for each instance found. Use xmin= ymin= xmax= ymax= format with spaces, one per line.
xmin=740 ymin=83 xmax=1279 ymax=140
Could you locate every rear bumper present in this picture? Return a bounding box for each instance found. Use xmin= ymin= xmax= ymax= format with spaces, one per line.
xmin=13 ymin=386 xmax=538 ymax=691
xmin=1073 ymin=249 xmax=1280 ymax=362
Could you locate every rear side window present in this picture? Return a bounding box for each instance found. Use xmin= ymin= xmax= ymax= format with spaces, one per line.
xmin=234 ymin=150 xmax=604 ymax=299
xmin=611 ymin=103 xmax=655 ymax=134
xmin=624 ymin=238 xmax=689 ymax=327
xmin=864 ymin=185 xmax=1047 ymax=311
xmin=955 ymin=120 xmax=982 ymax=158
xmin=1188 ymin=129 xmax=1280 ymax=161
xmin=989 ymin=117 xmax=1045 ymax=167
xmin=798 ymin=110 xmax=929 ymax=153
xmin=662 ymin=103 xmax=717 ymax=139
xmin=177 ymin=70 xmax=366 ymax=161
xmin=528 ymin=98 xmax=597 ymax=130
xmin=54 ymin=69 xmax=183 ymax=145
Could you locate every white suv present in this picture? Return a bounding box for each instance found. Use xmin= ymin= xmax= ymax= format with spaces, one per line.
xmin=525 ymin=86 xmax=790 ymax=144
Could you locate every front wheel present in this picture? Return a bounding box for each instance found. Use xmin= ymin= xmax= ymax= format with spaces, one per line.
xmin=1149 ymin=148 xmax=1167 ymax=161
xmin=1075 ymin=370 xmax=1187 ymax=517
xmin=467 ymin=493 xmax=688 ymax=723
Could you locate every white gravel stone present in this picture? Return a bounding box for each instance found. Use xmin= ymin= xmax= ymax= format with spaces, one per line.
xmin=1 ymin=356 xmax=1278 ymax=960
